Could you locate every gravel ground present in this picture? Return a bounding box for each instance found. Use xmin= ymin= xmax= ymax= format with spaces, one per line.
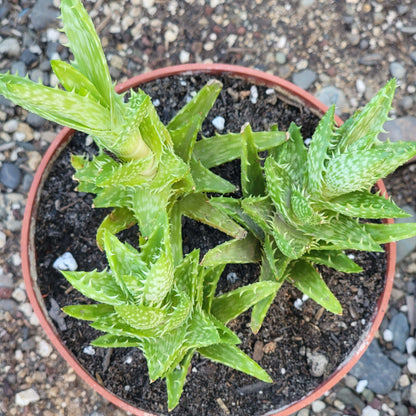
xmin=1 ymin=0 xmax=416 ymax=415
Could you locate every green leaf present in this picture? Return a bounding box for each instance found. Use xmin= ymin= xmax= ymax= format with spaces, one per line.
xmin=241 ymin=123 xmax=266 ymax=197
xmin=0 ymin=74 xmax=112 ymax=135
xmin=91 ymin=334 xmax=141 ymax=348
xmin=168 ymin=80 xmax=222 ymax=131
xmin=198 ymin=344 xmax=273 ymax=383
xmin=62 ymin=270 xmax=131 ymax=306
xmin=143 ymin=249 xmax=174 ymax=306
xmin=179 ymin=193 xmax=247 ymax=239
xmin=51 ymin=59 xmax=106 ymax=106
xmin=241 ymin=195 xmax=275 ymax=234
xmin=166 ymin=350 xmax=194 ymax=411
xmin=287 ymin=260 xmax=342 ymax=314
xmin=365 ymin=222 xmax=416 ymax=244
xmin=169 ymin=115 xmax=201 ymax=163
xmin=291 ymin=189 xmax=320 ymax=225
xmin=194 ymin=130 xmax=286 ymax=168
xmin=170 ymin=202 xmax=183 ymax=267
xmin=271 ymin=122 xmax=307 ymax=186
xmin=318 ymin=191 xmax=411 ymax=219
xmin=60 ymin=0 xmax=118 ymax=113
xmin=62 ymin=304 xmax=115 ymax=320
xmin=211 ymin=281 xmax=280 ymax=324
xmin=202 ymin=233 xmax=261 ymax=266
xmin=184 ymin=310 xmax=221 ymax=348
xmin=190 ymin=157 xmax=236 ymax=194
xmin=250 ymin=251 xmax=285 ymax=334
xmin=302 ymin=217 xmax=382 ymax=252
xmin=303 ymin=250 xmax=363 ymax=273
xmin=262 ymin=234 xmax=291 ymax=281
xmin=306 ymin=105 xmax=335 ymax=196
xmin=174 ymin=250 xmax=201 ymax=303
xmin=323 ymin=142 xmax=416 ymax=198
xmin=264 ymin=157 xmax=293 ymax=221
xmin=209 ymin=197 xmax=264 ymax=240
xmin=115 ymin=304 xmax=168 ymax=329
xmin=335 ymin=79 xmax=396 ymax=153
xmin=202 ymin=265 xmax=225 ymax=313
xmin=96 ymin=207 xmax=136 ymax=250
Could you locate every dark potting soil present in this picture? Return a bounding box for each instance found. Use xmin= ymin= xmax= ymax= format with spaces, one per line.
xmin=35 ymin=74 xmax=386 ymax=416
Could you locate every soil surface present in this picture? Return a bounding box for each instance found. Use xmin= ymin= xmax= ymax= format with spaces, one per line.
xmin=34 ymin=74 xmax=385 ymax=416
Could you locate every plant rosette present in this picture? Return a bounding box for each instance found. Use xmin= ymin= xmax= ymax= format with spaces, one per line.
xmin=22 ymin=63 xmax=398 ymax=416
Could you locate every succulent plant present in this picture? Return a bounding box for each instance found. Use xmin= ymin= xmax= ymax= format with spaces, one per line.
xmin=205 ymin=79 xmax=416 ymax=332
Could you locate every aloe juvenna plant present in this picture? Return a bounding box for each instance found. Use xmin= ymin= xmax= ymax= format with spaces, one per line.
xmin=204 ymin=79 xmax=416 ymax=332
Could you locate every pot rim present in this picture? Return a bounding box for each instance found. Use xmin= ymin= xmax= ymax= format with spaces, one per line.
xmin=21 ymin=63 xmax=395 ymax=416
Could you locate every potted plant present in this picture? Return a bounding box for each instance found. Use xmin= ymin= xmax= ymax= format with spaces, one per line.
xmin=2 ymin=0 xmax=416 ymax=414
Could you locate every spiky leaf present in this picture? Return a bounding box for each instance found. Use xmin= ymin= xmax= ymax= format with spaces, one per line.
xmin=62 ymin=304 xmax=115 ymax=320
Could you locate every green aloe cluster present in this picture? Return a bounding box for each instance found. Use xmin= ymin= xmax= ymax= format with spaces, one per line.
xmin=205 ymin=79 xmax=416 ymax=332
xmin=2 ymin=0 xmax=416 ymax=411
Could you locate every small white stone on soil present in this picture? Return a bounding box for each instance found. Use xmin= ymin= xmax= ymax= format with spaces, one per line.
xmin=15 ymin=388 xmax=40 ymax=406
xmin=153 ymin=99 xmax=160 ymax=107
xmin=407 ymin=355 xmax=416 ymax=374
xmin=53 ymin=252 xmax=78 ymax=271
xmin=311 ymin=399 xmax=326 ymax=413
xmin=294 ymin=298 xmax=303 ymax=310
xmin=362 ymin=405 xmax=380 ymax=416
xmin=265 ymin=88 xmax=275 ymax=95
xmin=304 ymin=138 xmax=311 ymax=146
xmin=11 ymin=253 xmax=21 ymax=266
xmin=406 ymin=337 xmax=416 ymax=354
xmin=212 ymin=116 xmax=225 ymax=131
xmin=250 ymin=85 xmax=258 ymax=104
xmin=37 ymin=339 xmax=53 ymax=358
xmin=383 ymin=328 xmax=394 ymax=342
xmin=356 ymin=379 xmax=368 ymax=393
xmin=226 ymin=272 xmax=238 ymax=283
xmin=348 ymin=253 xmax=355 ymax=259
xmin=307 ymin=352 xmax=329 ymax=377
xmin=179 ymin=50 xmax=190 ymax=63
xmin=280 ymin=368 xmax=286 ymax=375
xmin=83 ymin=346 xmax=95 ymax=356
xmin=124 ymin=356 xmax=133 ymax=364
xmin=302 ymin=294 xmax=309 ymax=301
xmin=19 ymin=302 xmax=33 ymax=318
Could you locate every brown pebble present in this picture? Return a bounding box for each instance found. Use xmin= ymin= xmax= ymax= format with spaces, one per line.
xmin=263 ymin=342 xmax=277 ymax=354
xmin=252 ymin=341 xmax=264 ymax=361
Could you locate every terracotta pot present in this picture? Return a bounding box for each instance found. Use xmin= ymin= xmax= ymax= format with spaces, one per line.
xmin=21 ymin=63 xmax=395 ymax=416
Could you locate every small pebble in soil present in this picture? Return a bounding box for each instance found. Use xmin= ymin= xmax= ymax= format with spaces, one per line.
xmin=83 ymin=346 xmax=96 ymax=356
xmin=212 ymin=116 xmax=225 ymax=130
xmin=226 ymin=272 xmax=238 ymax=283
xmin=15 ymin=388 xmax=40 ymax=406
xmin=53 ymin=252 xmax=78 ymax=271
xmin=294 ymin=298 xmax=303 ymax=310
xmin=250 ymin=85 xmax=258 ymax=104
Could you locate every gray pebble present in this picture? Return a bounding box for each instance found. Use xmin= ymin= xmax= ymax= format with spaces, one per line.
xmin=46 ymin=42 xmax=60 ymax=60
xmin=0 ymin=38 xmax=21 ymax=58
xmin=393 ymin=206 xmax=416 ymax=263
xmin=0 ymin=4 xmax=10 ymax=19
xmin=307 ymin=351 xmax=328 ymax=377
xmin=20 ymin=49 xmax=39 ymax=67
xmin=11 ymin=61 xmax=27 ymax=77
xmin=0 ymin=163 xmax=22 ymax=190
xmin=300 ymin=0 xmax=315 ymax=7
xmin=410 ymin=51 xmax=416 ymax=65
xmin=399 ymin=96 xmax=413 ymax=110
xmin=358 ymin=53 xmax=382 ymax=66
xmin=397 ymin=5 xmax=409 ymax=15
xmin=410 ymin=382 xmax=416 ymax=407
xmin=30 ymin=69 xmax=45 ymax=84
xmin=315 ymin=85 xmax=347 ymax=115
xmin=334 ymin=387 xmax=365 ymax=411
xmin=0 ymin=273 xmax=13 ymax=288
xmin=379 ymin=116 xmax=416 ymax=143
xmin=394 ymin=404 xmax=409 ymax=416
xmin=26 ymin=113 xmax=46 ymax=129
xmin=359 ymin=39 xmax=369 ymax=49
xmin=390 ymin=62 xmax=406 ymax=79
xmin=31 ymin=0 xmax=59 ymax=30
xmin=388 ymin=348 xmax=408 ymax=365
xmin=276 ymin=52 xmax=287 ymax=64
xmin=22 ymin=173 xmax=34 ymax=192
xmin=53 ymin=252 xmax=78 ymax=271
xmin=3 ymin=119 xmax=19 ymax=133
xmin=0 ymin=299 xmax=18 ymax=312
xmin=292 ymin=69 xmax=317 ymax=90
xmin=399 ymin=27 xmax=416 ymax=35
xmin=349 ymin=340 xmax=401 ymax=394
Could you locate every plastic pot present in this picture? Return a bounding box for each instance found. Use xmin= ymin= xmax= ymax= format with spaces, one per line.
xmin=21 ymin=63 xmax=395 ymax=416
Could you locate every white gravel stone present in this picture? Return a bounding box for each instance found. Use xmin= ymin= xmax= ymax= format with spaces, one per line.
xmin=356 ymin=79 xmax=366 ymax=94
xmin=53 ymin=252 xmax=78 ymax=271
xmin=37 ymin=339 xmax=53 ymax=358
xmin=311 ymin=399 xmax=326 ymax=413
xmin=250 ymin=85 xmax=259 ymax=104
xmin=12 ymin=287 xmax=26 ymax=303
xmin=179 ymin=50 xmax=190 ymax=63
xmin=399 ymin=374 xmax=410 ymax=387
xmin=362 ymin=406 xmax=380 ymax=416
xmin=46 ymin=28 xmax=61 ymax=42
xmin=0 ymin=231 xmax=6 ymax=250
xmin=410 ymin=382 xmax=416 ymax=406
xmin=212 ymin=116 xmax=225 ymax=130
xmin=15 ymin=388 xmax=40 ymax=406
xmin=3 ymin=119 xmax=19 ymax=133
xmin=383 ymin=328 xmax=394 ymax=342
xmin=407 ymin=355 xmax=416 ymax=374
xmin=356 ymin=379 xmax=368 ymax=393
xmin=83 ymin=346 xmax=96 ymax=356
xmin=406 ymin=337 xmax=416 ymax=354
xmin=294 ymin=298 xmax=303 ymax=310
xmin=307 ymin=352 xmax=329 ymax=377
